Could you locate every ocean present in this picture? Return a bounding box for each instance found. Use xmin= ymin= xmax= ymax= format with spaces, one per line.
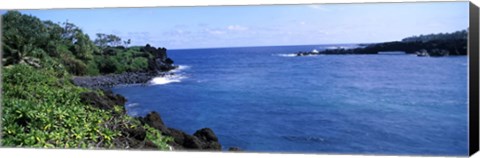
xmin=111 ymin=44 xmax=468 ymax=155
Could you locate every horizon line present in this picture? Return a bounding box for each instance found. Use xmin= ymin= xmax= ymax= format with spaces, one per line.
xmin=165 ymin=42 xmax=378 ymax=50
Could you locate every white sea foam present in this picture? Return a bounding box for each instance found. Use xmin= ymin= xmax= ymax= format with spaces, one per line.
xmin=149 ymin=74 xmax=186 ymax=85
xmin=170 ymin=65 xmax=190 ymax=73
xmin=149 ymin=65 xmax=189 ymax=85
xmin=126 ymin=103 xmax=140 ymax=108
xmin=276 ymin=53 xmax=297 ymax=57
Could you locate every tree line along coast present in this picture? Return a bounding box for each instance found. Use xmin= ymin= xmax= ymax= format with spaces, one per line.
xmin=295 ymin=30 xmax=468 ymax=57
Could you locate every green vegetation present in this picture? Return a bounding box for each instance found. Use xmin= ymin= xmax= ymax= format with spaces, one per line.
xmin=401 ymin=30 xmax=468 ymax=43
xmin=1 ymin=11 xmax=171 ymax=149
xmin=2 ymin=11 xmax=153 ymax=76
xmin=304 ymin=29 xmax=468 ymax=56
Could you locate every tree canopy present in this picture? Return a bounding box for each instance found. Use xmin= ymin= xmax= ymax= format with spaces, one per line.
xmin=2 ymin=11 xmax=153 ymax=76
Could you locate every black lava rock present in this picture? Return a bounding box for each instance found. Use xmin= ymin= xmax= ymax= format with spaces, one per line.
xmin=141 ymin=111 xmax=222 ymax=151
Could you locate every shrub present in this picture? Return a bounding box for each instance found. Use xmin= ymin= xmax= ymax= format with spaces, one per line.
xmin=60 ymin=55 xmax=88 ymax=76
xmin=86 ymin=61 xmax=100 ymax=76
xmin=1 ymin=65 xmax=172 ymax=149
xmin=129 ymin=57 xmax=148 ymax=72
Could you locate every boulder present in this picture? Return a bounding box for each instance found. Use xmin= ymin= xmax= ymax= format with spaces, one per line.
xmin=141 ymin=44 xmax=176 ymax=72
xmin=183 ymin=134 xmax=203 ymax=149
xmin=194 ymin=128 xmax=218 ymax=142
xmin=141 ymin=111 xmax=222 ymax=151
xmin=142 ymin=111 xmax=169 ymax=134
xmin=228 ymin=147 xmax=242 ymax=151
xmin=79 ymin=90 xmax=126 ymax=114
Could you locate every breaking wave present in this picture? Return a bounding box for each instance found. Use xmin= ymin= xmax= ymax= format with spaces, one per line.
xmin=276 ymin=53 xmax=297 ymax=57
xmin=148 ymin=65 xmax=189 ymax=85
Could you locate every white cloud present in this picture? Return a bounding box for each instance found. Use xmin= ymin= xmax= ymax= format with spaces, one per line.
xmin=307 ymin=5 xmax=330 ymax=11
xmin=227 ymin=25 xmax=248 ymax=31
xmin=205 ymin=28 xmax=226 ymax=35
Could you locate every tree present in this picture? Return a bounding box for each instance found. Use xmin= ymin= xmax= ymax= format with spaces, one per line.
xmin=73 ymin=32 xmax=96 ymax=60
xmin=94 ymin=33 xmax=122 ymax=48
xmin=123 ymin=39 xmax=131 ymax=48
xmin=61 ymin=20 xmax=82 ymax=44
xmin=107 ymin=34 xmax=122 ymax=47
xmin=2 ymin=11 xmax=49 ymax=65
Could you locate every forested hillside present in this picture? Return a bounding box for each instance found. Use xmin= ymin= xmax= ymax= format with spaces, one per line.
xmin=1 ymin=11 xmax=174 ymax=149
xmin=2 ymin=11 xmax=174 ymax=76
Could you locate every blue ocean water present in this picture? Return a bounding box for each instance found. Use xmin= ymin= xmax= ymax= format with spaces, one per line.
xmin=112 ymin=45 xmax=468 ymax=155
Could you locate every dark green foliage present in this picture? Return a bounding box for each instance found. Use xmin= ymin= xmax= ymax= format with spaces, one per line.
xmin=73 ymin=32 xmax=97 ymax=60
xmin=94 ymin=33 xmax=122 ymax=48
xmin=130 ymin=57 xmax=149 ymax=71
xmin=95 ymin=56 xmax=120 ymax=74
xmin=2 ymin=11 xmax=161 ymax=75
xmin=318 ymin=30 xmax=468 ymax=56
xmin=2 ymin=11 xmax=48 ymax=65
xmin=2 ymin=64 xmax=171 ymax=149
xmin=1 ymin=11 xmax=172 ymax=149
xmin=86 ymin=61 xmax=100 ymax=76
xmin=401 ymin=30 xmax=468 ymax=42
xmin=60 ymin=54 xmax=88 ymax=76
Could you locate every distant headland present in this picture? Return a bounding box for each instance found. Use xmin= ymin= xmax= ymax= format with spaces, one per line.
xmin=295 ymin=30 xmax=467 ymax=57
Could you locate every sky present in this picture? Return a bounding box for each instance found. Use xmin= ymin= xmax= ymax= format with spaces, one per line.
xmin=7 ymin=1 xmax=470 ymax=49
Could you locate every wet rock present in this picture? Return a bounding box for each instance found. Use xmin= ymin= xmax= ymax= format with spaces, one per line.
xmin=167 ymin=128 xmax=186 ymax=148
xmin=141 ymin=111 xmax=222 ymax=151
xmin=194 ymin=128 xmax=218 ymax=142
xmin=142 ymin=111 xmax=169 ymax=134
xmin=228 ymin=147 xmax=242 ymax=151
xmin=141 ymin=44 xmax=176 ymax=72
xmin=183 ymin=134 xmax=203 ymax=149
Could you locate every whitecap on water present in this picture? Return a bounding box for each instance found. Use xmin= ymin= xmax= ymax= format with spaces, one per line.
xmin=170 ymin=65 xmax=190 ymax=73
xmin=149 ymin=65 xmax=189 ymax=85
xmin=149 ymin=74 xmax=186 ymax=85
xmin=276 ymin=53 xmax=297 ymax=57
xmin=126 ymin=103 xmax=140 ymax=108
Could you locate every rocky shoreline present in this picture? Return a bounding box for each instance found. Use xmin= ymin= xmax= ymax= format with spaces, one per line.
xmin=72 ymin=44 xmax=178 ymax=89
xmin=73 ymin=45 xmax=238 ymax=151
xmin=72 ymin=71 xmax=174 ymax=89
xmin=78 ymin=90 xmax=223 ymax=150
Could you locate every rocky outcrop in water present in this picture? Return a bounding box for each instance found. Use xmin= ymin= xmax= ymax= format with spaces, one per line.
xmin=72 ymin=44 xmax=178 ymax=89
xmin=141 ymin=111 xmax=222 ymax=150
xmin=141 ymin=44 xmax=177 ymax=72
